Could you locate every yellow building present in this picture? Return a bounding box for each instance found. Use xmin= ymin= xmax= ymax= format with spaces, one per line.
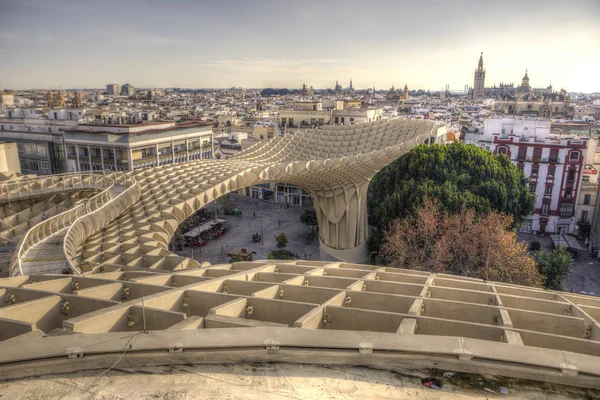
xmin=0 ymin=142 xmax=21 ymax=178
xmin=279 ymin=102 xmax=330 ymax=127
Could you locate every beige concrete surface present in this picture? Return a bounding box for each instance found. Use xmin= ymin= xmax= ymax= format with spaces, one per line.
xmin=2 ymin=119 xmax=436 ymax=272
xmin=0 ymin=364 xmax=595 ymax=400
xmin=0 ymin=260 xmax=599 ymax=388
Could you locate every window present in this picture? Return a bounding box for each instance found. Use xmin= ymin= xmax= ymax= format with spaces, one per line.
xmin=567 ymin=169 xmax=575 ymax=181
xmin=559 ymin=202 xmax=574 ymax=218
xmin=549 ymin=149 xmax=558 ymax=162
xmin=527 ymin=104 xmax=532 ymax=109
xmin=584 ymin=194 xmax=591 ymax=205
xmin=541 ymin=203 xmax=550 ymax=216
xmin=497 ymin=147 xmax=507 ymax=155
xmin=545 ymin=185 xmax=552 ymax=195
xmin=532 ymin=166 xmax=538 ymax=175
xmin=334 ymin=117 xmax=339 ymax=124
xmin=95 ymin=148 xmax=102 ymax=157
xmin=350 ymin=118 xmax=354 ymax=124
xmin=533 ymin=148 xmax=542 ymax=161
xmin=582 ymin=175 xmax=590 ymax=182
xmin=570 ymin=151 xmax=579 ymax=161
xmin=565 ymin=188 xmax=572 ymax=197
xmin=38 ymin=160 xmax=50 ymax=173
xmin=288 ymin=118 xmax=294 ymax=126
xmin=312 ymin=105 xmax=316 ymax=111
xmin=19 ymin=158 xmax=50 ymax=173
xmin=341 ymin=117 xmax=345 ymax=124
xmin=580 ymin=211 xmax=589 ymax=223
xmin=517 ymin=147 xmax=527 ymax=160
xmin=281 ymin=118 xmax=286 ymax=125
xmin=529 ymin=183 xmax=537 ymax=193
xmin=548 ymin=168 xmax=555 ymax=177
xmin=17 ymin=142 xmax=48 ymax=157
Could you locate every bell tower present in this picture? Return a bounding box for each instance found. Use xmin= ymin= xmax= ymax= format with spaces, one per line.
xmin=473 ymin=52 xmax=485 ymax=100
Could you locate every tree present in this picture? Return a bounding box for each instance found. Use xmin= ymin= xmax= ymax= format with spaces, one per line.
xmin=536 ymin=246 xmax=573 ymax=290
xmin=368 ymin=143 xmax=535 ymax=251
xmin=380 ymin=198 xmax=542 ymax=287
xmin=229 ymin=255 xmax=242 ymax=263
xmin=300 ymin=208 xmax=318 ymax=234
xmin=216 ymin=195 xmax=234 ymax=214
xmin=275 ymin=232 xmax=289 ymax=249
xmin=529 ymin=240 xmax=541 ymax=251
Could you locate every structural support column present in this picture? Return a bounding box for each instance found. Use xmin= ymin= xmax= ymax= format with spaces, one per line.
xmin=171 ymin=141 xmax=175 ymax=164
xmin=310 ymin=181 xmax=370 ymax=264
xmin=75 ymin=144 xmax=80 ymax=172
xmin=87 ymin=145 xmax=92 ymax=171
xmin=128 ymin=148 xmax=134 ymax=170
xmin=113 ymin=147 xmax=118 ymax=171
xmin=155 ymin=144 xmax=160 ymax=166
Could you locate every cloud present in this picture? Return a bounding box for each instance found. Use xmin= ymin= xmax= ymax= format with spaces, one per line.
xmin=195 ymin=57 xmax=339 ymax=70
xmin=0 ymin=32 xmax=25 ymax=41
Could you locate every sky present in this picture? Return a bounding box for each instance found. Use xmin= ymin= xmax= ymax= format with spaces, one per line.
xmin=0 ymin=0 xmax=599 ymax=92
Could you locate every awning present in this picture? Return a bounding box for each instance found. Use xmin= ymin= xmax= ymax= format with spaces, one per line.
xmin=550 ymin=234 xmax=587 ymax=252
xmin=183 ymin=218 xmax=226 ymax=237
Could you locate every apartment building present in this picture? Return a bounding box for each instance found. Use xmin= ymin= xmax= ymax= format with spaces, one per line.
xmin=331 ymin=108 xmax=383 ymax=125
xmin=487 ymin=118 xmax=591 ymax=235
xmin=63 ymin=121 xmax=214 ymax=172
xmin=0 ymin=108 xmax=82 ymax=175
xmin=279 ymin=101 xmax=331 ymax=128
xmin=576 ymin=166 xmax=598 ymax=240
xmin=106 ymin=84 xmax=119 ymax=96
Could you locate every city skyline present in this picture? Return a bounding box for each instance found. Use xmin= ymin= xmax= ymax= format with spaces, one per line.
xmin=1 ymin=0 xmax=599 ymax=92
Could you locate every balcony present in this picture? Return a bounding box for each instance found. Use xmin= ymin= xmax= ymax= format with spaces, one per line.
xmin=523 ymin=156 xmax=560 ymax=163
xmin=577 ymin=218 xmax=591 ymax=225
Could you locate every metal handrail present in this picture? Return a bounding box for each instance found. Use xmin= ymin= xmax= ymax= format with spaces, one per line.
xmin=63 ymin=174 xmax=141 ymax=274
xmin=8 ymin=172 xmax=116 ymax=276
xmin=0 ymin=171 xmax=107 ymax=202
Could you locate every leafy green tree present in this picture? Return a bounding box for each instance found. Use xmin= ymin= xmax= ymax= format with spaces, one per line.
xmin=536 ymin=246 xmax=574 ymax=290
xmin=368 ymin=143 xmax=535 ymax=251
xmin=300 ymin=208 xmax=318 ymax=234
xmin=529 ymin=240 xmax=541 ymax=252
xmin=275 ymin=232 xmax=289 ymax=249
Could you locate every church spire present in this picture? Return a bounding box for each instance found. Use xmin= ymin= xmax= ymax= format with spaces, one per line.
xmin=478 ymin=52 xmax=484 ymax=70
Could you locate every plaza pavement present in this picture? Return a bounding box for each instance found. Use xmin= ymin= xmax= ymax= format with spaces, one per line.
xmin=175 ymin=192 xmax=320 ymax=264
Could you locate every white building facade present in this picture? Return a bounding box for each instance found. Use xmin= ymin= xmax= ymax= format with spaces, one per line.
xmin=487 ymin=118 xmax=589 ymax=235
xmin=63 ymin=122 xmax=214 ymax=172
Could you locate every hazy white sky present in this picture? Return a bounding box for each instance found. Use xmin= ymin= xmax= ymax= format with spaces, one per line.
xmin=1 ymin=0 xmax=599 ymax=92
